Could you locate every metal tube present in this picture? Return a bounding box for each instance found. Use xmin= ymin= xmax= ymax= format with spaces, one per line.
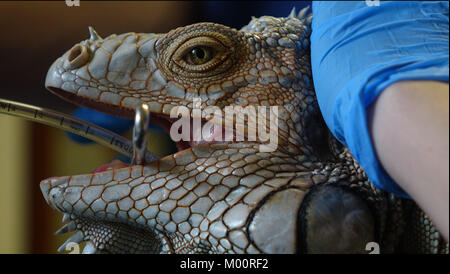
xmin=0 ymin=98 xmax=158 ymax=163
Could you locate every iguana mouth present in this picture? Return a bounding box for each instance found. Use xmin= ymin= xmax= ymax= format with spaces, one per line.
xmin=47 ymin=86 xmax=233 ymax=152
xmin=43 ymin=87 xmax=232 ymax=254
xmin=48 ymin=86 xmax=217 ymax=152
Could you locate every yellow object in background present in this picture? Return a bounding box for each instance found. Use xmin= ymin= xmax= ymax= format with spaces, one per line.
xmin=0 ymin=115 xmax=31 ymax=253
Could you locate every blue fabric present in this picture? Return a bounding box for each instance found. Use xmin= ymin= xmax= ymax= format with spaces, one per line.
xmin=311 ymin=1 xmax=449 ymax=198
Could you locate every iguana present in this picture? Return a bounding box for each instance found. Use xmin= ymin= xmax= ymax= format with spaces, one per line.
xmin=40 ymin=7 xmax=448 ymax=254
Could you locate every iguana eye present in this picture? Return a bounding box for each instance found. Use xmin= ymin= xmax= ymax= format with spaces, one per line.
xmin=162 ymin=31 xmax=237 ymax=78
xmin=186 ymin=47 xmax=214 ymax=65
xmin=172 ymin=36 xmax=230 ymax=73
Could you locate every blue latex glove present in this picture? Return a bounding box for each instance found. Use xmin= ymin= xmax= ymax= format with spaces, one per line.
xmin=311 ymin=1 xmax=449 ymax=198
xmin=67 ymin=107 xmax=165 ymax=144
xmin=66 ymin=107 xmax=133 ymax=144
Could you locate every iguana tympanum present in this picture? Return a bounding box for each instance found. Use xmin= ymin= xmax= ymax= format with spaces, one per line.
xmin=41 ymin=8 xmax=448 ymax=254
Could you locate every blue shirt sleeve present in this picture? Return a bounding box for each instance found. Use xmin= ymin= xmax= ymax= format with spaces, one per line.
xmin=310 ymin=1 xmax=449 ymax=198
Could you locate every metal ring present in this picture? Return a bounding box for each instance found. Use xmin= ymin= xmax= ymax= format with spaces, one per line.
xmin=132 ymin=103 xmax=151 ymax=165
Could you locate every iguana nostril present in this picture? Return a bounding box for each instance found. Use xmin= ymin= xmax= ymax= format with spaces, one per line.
xmin=66 ymin=44 xmax=89 ymax=70
xmin=48 ymin=187 xmax=64 ymax=210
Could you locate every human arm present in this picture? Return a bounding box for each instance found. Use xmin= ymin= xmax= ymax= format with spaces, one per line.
xmin=369 ymin=80 xmax=449 ymax=240
xmin=310 ymin=1 xmax=449 ymax=239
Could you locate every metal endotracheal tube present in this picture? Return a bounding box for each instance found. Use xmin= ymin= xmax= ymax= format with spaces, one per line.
xmin=0 ymin=98 xmax=158 ymax=163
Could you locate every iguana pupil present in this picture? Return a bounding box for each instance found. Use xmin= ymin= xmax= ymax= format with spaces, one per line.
xmin=190 ymin=47 xmax=210 ymax=64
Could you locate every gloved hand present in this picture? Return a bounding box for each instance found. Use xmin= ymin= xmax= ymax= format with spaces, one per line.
xmin=310 ymin=1 xmax=449 ymax=198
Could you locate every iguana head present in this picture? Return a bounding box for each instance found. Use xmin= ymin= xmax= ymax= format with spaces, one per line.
xmin=45 ymin=9 xmax=317 ymax=154
xmin=41 ymin=8 xmax=377 ymax=254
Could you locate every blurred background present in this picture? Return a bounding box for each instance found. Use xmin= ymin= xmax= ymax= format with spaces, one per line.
xmin=0 ymin=1 xmax=309 ymax=253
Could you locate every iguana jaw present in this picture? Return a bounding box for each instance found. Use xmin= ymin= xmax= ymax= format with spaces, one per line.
xmin=41 ymin=87 xmax=234 ymax=253
xmin=44 ymin=83 xmax=245 ymax=254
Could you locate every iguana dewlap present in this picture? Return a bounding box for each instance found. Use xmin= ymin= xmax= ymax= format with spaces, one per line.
xmin=40 ymin=8 xmax=448 ymax=254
